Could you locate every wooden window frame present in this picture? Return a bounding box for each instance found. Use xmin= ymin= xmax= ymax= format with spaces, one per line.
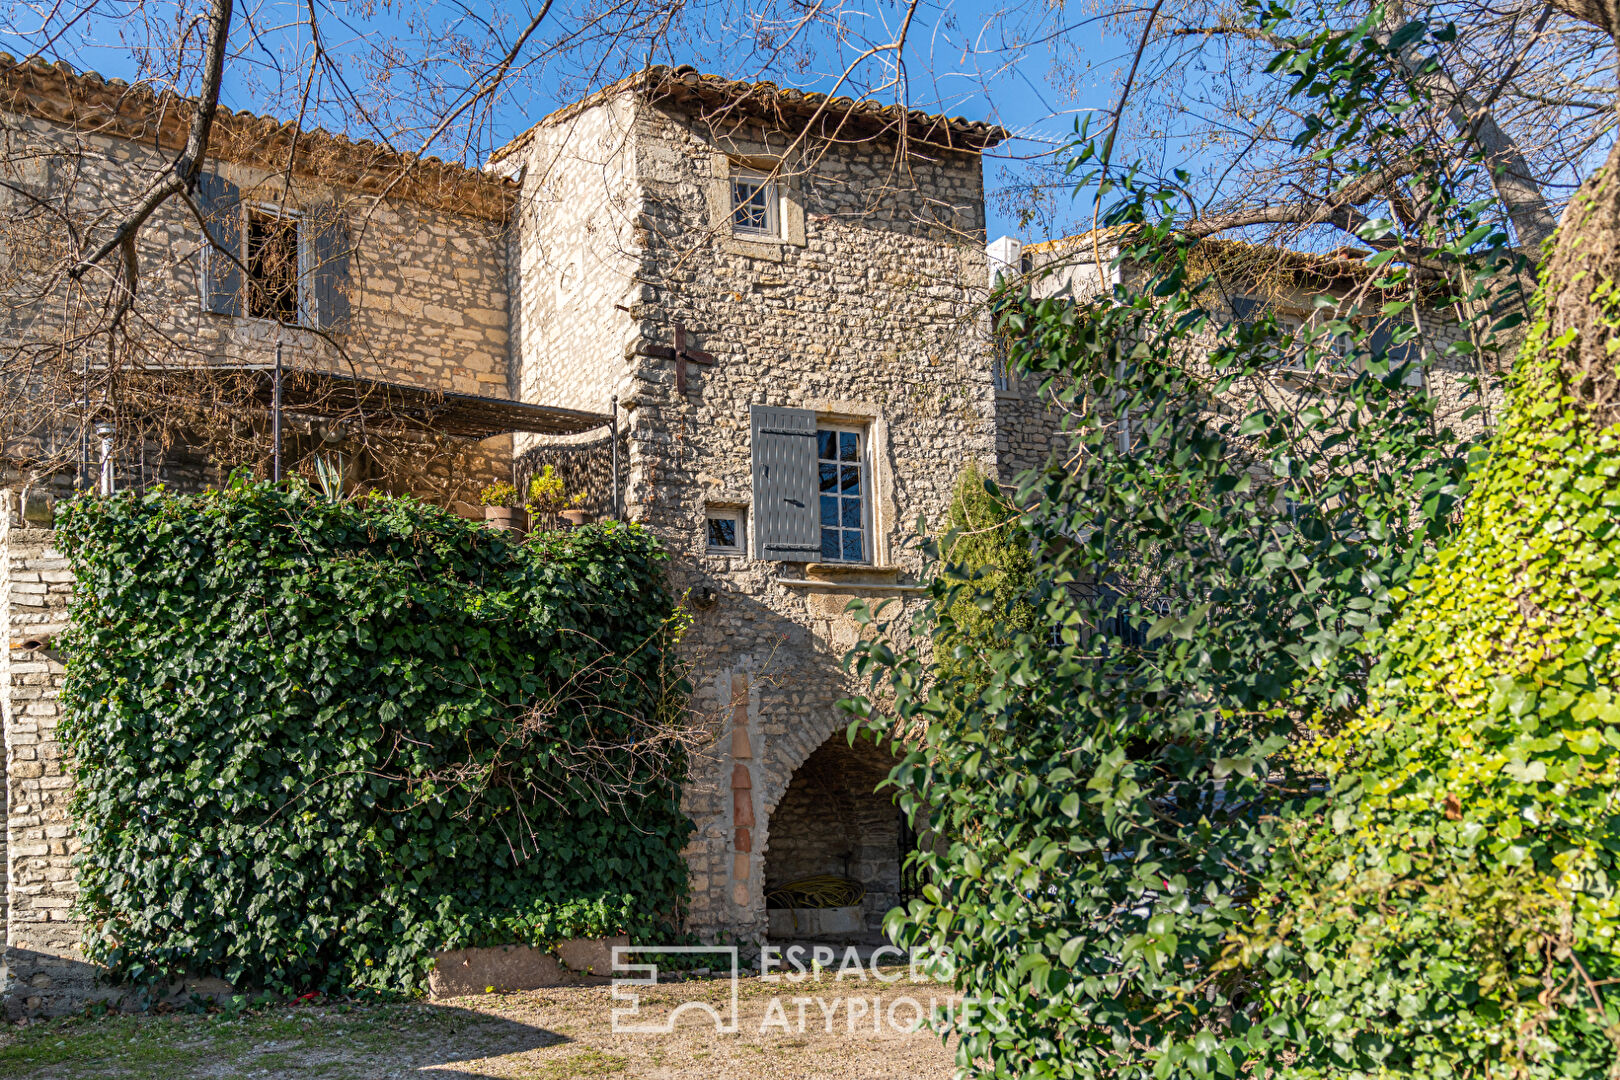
xmin=815 ymin=422 xmax=871 ymax=564
xmin=729 ymin=169 xmax=780 ymax=239
xmin=705 ymin=506 xmax=747 ymax=555
xmin=242 ymin=201 xmax=310 ymax=327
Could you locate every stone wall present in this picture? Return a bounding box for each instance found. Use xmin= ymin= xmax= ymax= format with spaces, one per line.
xmin=506 ymin=94 xmax=643 ymax=421
xmin=994 ymin=380 xmax=1076 ymax=482
xmin=0 ymin=514 xmax=99 ymax=1017
xmin=0 ymin=109 xmax=516 ymax=506
xmin=504 ymin=92 xmax=1000 ymax=944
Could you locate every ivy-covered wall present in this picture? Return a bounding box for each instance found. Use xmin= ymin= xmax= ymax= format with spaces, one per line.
xmin=52 ymin=486 xmax=692 ymax=996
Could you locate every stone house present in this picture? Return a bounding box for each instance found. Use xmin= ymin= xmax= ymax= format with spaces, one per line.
xmin=0 ymin=56 xmax=1012 ymax=1012
xmin=0 ymin=52 xmax=1497 ymax=1014
xmin=985 ymin=229 xmax=1504 ymax=482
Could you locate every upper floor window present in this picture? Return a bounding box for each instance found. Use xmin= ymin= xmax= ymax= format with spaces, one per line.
xmin=195 ymin=171 xmax=352 ymax=332
xmin=731 ymin=170 xmax=779 ymax=237
xmin=245 ymin=205 xmax=303 ymax=324
xmin=817 ymin=427 xmax=867 ymax=562
xmin=749 ymin=405 xmax=876 ymax=564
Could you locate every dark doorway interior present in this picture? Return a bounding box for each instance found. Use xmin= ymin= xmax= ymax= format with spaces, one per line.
xmin=765 ymin=734 xmax=901 ymax=943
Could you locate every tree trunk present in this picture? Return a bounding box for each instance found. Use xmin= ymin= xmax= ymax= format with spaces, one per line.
xmin=1539 ymin=138 xmax=1620 ymax=425
xmin=1377 ymin=1 xmax=1559 ymax=253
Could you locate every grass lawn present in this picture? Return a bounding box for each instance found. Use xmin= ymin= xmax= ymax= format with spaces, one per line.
xmin=0 ymin=971 xmax=957 ymax=1079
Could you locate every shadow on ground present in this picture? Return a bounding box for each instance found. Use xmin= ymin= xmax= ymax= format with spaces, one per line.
xmin=0 ymin=1000 xmax=572 ymax=1080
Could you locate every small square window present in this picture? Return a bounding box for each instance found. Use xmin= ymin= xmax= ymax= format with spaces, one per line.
xmin=730 ymin=171 xmax=779 ymax=237
xmin=706 ymin=507 xmax=746 ymax=554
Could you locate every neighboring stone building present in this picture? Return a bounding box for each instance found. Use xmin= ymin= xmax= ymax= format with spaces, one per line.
xmin=984 ymin=229 xmax=1503 ymax=482
xmin=0 ymin=57 xmax=1012 ymax=1011
xmin=0 ymin=57 xmax=531 ymax=506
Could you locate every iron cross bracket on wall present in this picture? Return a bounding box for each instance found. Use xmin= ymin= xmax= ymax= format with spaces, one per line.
xmin=644 ymin=321 xmax=716 ymax=395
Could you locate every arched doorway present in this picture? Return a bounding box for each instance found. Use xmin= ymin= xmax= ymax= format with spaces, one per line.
xmin=763 ymin=732 xmax=903 ymax=944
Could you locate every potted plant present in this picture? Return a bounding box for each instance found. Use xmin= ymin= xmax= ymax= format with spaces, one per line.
xmin=479 ymin=481 xmax=526 ymax=533
xmin=526 ymin=466 xmax=593 ymax=527
xmin=559 ymin=490 xmax=593 ymax=527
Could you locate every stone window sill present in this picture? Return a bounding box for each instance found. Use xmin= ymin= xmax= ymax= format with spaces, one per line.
xmin=774 ymin=576 xmax=927 ymax=593
xmin=803 ymin=563 xmax=900 ymax=577
xmin=774 ymin=564 xmax=926 ymax=592
xmin=719 ymin=235 xmax=787 ymax=262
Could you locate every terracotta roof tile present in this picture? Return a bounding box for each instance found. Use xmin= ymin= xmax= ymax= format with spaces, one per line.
xmin=0 ymin=54 xmax=516 ymax=219
xmin=492 ymin=64 xmax=1007 ymax=164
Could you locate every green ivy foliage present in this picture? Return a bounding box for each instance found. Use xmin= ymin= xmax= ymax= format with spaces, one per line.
xmin=57 ymin=485 xmax=692 ymax=995
xmin=1234 ymin=274 xmax=1620 ymax=1069
xmin=845 ymin=5 xmax=1544 ymax=1077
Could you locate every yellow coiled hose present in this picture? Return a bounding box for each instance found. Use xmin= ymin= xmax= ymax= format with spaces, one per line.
xmin=765 ymin=874 xmax=866 ymax=910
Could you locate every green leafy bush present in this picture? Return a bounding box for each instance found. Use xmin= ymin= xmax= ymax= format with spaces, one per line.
xmin=844 ymin=7 xmax=1544 ymax=1077
xmin=1235 ymin=281 xmax=1620 ymax=1073
xmin=934 ymin=464 xmax=1039 ymax=691
xmin=57 ymin=485 xmax=692 ymax=994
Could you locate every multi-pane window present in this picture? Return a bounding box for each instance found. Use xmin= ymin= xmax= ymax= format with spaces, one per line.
xmin=817 ymin=427 xmax=865 ymax=562
xmin=731 ymin=171 xmax=779 ymax=237
xmin=245 ymin=206 xmax=302 ymax=323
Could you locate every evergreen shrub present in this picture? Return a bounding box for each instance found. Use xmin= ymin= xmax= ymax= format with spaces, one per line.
xmin=56 ymin=484 xmax=692 ymax=994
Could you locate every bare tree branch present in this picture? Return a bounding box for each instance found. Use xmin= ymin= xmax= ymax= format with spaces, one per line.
xmin=1375 ymin=1 xmax=1561 ymax=251
xmin=66 ymin=0 xmax=233 ymax=282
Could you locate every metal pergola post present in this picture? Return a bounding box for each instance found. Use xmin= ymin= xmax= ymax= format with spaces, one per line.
xmin=609 ymin=394 xmax=619 ymax=519
xmin=272 ymin=343 xmax=283 ymax=483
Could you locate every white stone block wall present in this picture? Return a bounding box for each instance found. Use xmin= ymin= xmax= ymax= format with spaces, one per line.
xmin=0 ymin=512 xmax=102 ymax=1017
xmin=508 ymin=93 xmax=645 ymax=422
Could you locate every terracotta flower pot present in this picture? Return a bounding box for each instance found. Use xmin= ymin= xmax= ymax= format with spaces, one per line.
xmin=559 ymin=509 xmax=594 ymax=527
xmin=484 ymin=506 xmax=528 ymax=534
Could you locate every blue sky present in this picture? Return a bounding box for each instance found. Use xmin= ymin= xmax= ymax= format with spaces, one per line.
xmin=4 ymin=0 xmax=1137 ymax=243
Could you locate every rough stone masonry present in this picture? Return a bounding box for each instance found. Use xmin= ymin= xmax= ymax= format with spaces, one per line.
xmin=0 ymin=57 xmax=1488 ymax=1016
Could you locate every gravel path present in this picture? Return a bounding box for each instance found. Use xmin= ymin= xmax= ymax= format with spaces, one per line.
xmin=0 ymin=971 xmax=958 ymax=1079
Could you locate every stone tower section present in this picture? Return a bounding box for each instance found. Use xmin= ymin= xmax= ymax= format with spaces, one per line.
xmin=505 ymin=68 xmax=1006 ymax=943
xmin=499 ymin=89 xmax=647 ymax=457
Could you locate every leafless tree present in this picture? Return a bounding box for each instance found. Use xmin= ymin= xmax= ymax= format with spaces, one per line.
xmin=0 ymin=0 xmax=977 ymax=497
xmin=998 ymin=0 xmax=1613 ymax=254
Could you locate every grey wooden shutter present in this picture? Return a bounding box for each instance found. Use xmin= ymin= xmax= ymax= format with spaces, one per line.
xmin=1228 ymin=296 xmax=1261 ymax=328
xmin=750 ymin=405 xmax=820 ymax=560
xmin=195 ymin=171 xmax=242 ymax=316
xmin=311 ymin=204 xmax=351 ymax=331
xmin=1371 ymin=321 xmax=1424 ymax=385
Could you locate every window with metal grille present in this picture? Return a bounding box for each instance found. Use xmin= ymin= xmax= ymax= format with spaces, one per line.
xmin=817 ymin=426 xmax=866 ymax=562
xmin=730 ymin=171 xmax=779 ymax=237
